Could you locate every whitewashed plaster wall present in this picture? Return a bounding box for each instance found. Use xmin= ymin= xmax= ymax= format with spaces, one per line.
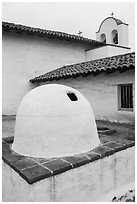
xmin=2 ymin=32 xmax=89 ymax=115
xmin=39 ymin=69 xmax=135 ymax=124
xmin=2 ymin=147 xmax=135 ymax=202
xmin=86 ymin=45 xmax=130 ymax=61
xmin=118 ymin=24 xmax=129 ymax=47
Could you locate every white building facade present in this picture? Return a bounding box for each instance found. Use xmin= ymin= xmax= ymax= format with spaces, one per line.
xmin=2 ymin=17 xmax=135 ymax=123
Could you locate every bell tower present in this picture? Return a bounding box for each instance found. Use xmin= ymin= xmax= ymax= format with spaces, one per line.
xmin=96 ymin=16 xmax=129 ymax=47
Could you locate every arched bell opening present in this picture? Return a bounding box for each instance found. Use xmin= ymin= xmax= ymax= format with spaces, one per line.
xmin=100 ymin=33 xmax=106 ymax=43
xmin=111 ymin=29 xmax=118 ymax=44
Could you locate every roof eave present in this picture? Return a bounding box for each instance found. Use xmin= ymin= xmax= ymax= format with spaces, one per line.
xmin=30 ymin=52 xmax=135 ymax=83
xmin=2 ymin=21 xmax=104 ymax=47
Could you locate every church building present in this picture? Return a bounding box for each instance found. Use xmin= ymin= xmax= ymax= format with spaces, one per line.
xmin=2 ymin=16 xmax=135 ymax=124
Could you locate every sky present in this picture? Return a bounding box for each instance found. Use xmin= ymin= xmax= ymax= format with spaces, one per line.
xmin=2 ymin=2 xmax=135 ymax=51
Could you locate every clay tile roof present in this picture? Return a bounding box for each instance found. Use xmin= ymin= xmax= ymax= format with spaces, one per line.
xmin=114 ymin=18 xmax=124 ymax=25
xmin=30 ymin=52 xmax=135 ymax=83
xmin=2 ymin=21 xmax=104 ymax=47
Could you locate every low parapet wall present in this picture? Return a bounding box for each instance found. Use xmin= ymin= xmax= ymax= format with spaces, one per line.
xmin=2 ymin=136 xmax=135 ymax=202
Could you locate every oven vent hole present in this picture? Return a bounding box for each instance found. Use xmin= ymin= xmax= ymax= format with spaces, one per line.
xmin=67 ymin=92 xmax=78 ymax=101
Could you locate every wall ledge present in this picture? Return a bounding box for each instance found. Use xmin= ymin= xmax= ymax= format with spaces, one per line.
xmin=2 ymin=136 xmax=135 ymax=184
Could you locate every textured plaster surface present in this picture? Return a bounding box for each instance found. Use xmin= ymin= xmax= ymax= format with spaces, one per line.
xmin=39 ymin=69 xmax=135 ymax=124
xmin=12 ymin=84 xmax=100 ymax=157
xmin=3 ymin=28 xmax=130 ymax=116
xmin=86 ymin=45 xmax=130 ymax=61
xmin=2 ymin=32 xmax=88 ymax=115
xmin=2 ymin=146 xmax=135 ymax=202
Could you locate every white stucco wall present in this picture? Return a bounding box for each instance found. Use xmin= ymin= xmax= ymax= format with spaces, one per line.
xmin=2 ymin=32 xmax=89 ymax=115
xmin=2 ymin=146 xmax=135 ymax=202
xmin=86 ymin=46 xmax=108 ymax=61
xmin=39 ymin=69 xmax=135 ymax=124
xmin=118 ymin=24 xmax=129 ymax=47
xmin=86 ymin=45 xmax=130 ymax=61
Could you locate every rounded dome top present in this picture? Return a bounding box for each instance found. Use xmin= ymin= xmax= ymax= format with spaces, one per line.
xmin=12 ymin=84 xmax=100 ymax=158
xmin=96 ymin=17 xmax=128 ymax=33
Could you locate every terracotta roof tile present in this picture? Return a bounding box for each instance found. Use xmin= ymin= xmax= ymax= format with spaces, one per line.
xmin=2 ymin=21 xmax=104 ymax=47
xmin=30 ymin=52 xmax=135 ymax=83
xmin=114 ymin=18 xmax=126 ymax=25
